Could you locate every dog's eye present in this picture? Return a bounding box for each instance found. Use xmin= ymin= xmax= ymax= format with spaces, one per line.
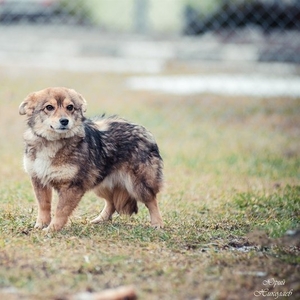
xmin=45 ymin=105 xmax=54 ymax=111
xmin=66 ymin=105 xmax=74 ymax=111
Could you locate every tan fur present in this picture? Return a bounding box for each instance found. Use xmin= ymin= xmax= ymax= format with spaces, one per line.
xmin=20 ymin=87 xmax=164 ymax=232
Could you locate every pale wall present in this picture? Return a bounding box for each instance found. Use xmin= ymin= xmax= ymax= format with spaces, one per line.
xmin=85 ymin=0 xmax=216 ymax=33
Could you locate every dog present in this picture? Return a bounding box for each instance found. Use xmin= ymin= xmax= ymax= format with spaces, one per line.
xmin=19 ymin=87 xmax=164 ymax=232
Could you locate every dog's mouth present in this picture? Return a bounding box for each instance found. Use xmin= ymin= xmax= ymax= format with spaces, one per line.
xmin=50 ymin=125 xmax=69 ymax=132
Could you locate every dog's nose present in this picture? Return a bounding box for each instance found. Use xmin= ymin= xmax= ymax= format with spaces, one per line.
xmin=60 ymin=118 xmax=69 ymax=126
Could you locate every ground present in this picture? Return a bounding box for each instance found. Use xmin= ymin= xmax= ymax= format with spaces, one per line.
xmin=0 ymin=60 xmax=299 ymax=300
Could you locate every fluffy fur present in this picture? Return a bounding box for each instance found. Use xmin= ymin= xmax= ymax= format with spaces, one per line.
xmin=19 ymin=87 xmax=163 ymax=232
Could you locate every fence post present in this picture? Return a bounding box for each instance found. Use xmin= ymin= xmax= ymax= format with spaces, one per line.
xmin=134 ymin=0 xmax=149 ymax=33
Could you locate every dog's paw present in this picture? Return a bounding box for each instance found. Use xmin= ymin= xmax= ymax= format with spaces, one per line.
xmin=90 ymin=215 xmax=112 ymax=224
xmin=151 ymin=221 xmax=164 ymax=229
xmin=34 ymin=222 xmax=49 ymax=230
xmin=42 ymin=223 xmax=63 ymax=233
xmin=42 ymin=226 xmax=51 ymax=233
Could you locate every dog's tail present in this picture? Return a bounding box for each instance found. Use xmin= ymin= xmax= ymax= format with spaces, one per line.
xmin=112 ymin=188 xmax=138 ymax=216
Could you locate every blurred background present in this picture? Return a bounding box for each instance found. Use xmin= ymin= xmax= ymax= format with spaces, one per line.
xmin=0 ymin=0 xmax=300 ymax=97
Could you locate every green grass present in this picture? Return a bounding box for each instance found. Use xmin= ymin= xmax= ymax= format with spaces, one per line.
xmin=0 ymin=68 xmax=299 ymax=299
xmin=232 ymin=186 xmax=300 ymax=237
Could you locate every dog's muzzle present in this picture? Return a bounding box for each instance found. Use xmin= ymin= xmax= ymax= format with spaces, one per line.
xmin=50 ymin=118 xmax=70 ymax=131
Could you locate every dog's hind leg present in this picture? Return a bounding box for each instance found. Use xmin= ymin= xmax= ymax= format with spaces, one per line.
xmin=90 ymin=198 xmax=116 ymax=223
xmin=145 ymin=197 xmax=164 ymax=229
xmin=134 ymin=178 xmax=163 ymax=228
xmin=31 ymin=178 xmax=52 ymax=229
xmin=91 ymin=187 xmax=116 ymax=223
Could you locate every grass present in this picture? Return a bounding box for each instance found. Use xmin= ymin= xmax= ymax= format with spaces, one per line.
xmin=0 ymin=66 xmax=299 ymax=300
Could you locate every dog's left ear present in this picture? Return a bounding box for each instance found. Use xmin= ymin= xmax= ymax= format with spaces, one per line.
xmin=77 ymin=93 xmax=87 ymax=113
xmin=19 ymin=93 xmax=35 ymax=116
xmin=69 ymin=89 xmax=87 ymax=113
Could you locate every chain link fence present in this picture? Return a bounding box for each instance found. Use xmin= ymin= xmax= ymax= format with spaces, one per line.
xmin=184 ymin=0 xmax=300 ymax=63
xmin=0 ymin=0 xmax=300 ymax=96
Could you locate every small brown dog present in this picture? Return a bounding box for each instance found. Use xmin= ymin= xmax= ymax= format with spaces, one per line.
xmin=19 ymin=87 xmax=163 ymax=232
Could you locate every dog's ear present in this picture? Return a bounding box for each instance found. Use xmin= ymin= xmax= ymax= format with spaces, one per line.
xmin=19 ymin=93 xmax=36 ymax=116
xmin=19 ymin=101 xmax=27 ymax=115
xmin=77 ymin=93 xmax=87 ymax=113
xmin=69 ymin=89 xmax=87 ymax=113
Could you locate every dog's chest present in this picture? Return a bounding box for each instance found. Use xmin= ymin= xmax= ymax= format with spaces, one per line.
xmin=24 ymin=141 xmax=78 ymax=186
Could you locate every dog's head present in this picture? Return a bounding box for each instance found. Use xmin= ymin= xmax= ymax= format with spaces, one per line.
xmin=19 ymin=87 xmax=87 ymax=140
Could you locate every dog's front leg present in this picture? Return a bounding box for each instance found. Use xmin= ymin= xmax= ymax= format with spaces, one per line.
xmin=44 ymin=186 xmax=84 ymax=232
xmin=31 ymin=178 xmax=52 ymax=229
